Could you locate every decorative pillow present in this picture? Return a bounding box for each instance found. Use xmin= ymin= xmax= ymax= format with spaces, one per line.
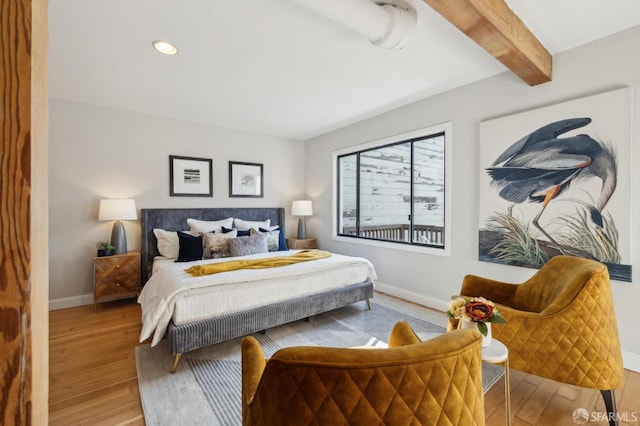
xmin=228 ymin=234 xmax=268 ymax=257
xmin=176 ymin=231 xmax=203 ymax=262
xmin=202 ymin=229 xmax=238 ymax=259
xmin=234 ymin=218 xmax=270 ymax=231
xmin=187 ymin=217 xmax=234 ymax=234
xmin=251 ymin=228 xmax=280 ymax=252
xmin=268 ymin=225 xmax=288 ymax=251
xmin=153 ymin=228 xmax=179 ymax=258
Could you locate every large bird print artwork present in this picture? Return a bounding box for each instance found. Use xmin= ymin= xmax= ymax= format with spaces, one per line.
xmin=478 ymin=89 xmax=632 ymax=281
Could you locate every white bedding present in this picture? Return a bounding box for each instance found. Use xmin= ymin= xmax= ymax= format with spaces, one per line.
xmin=152 ymin=256 xmax=175 ymax=276
xmin=139 ymin=250 xmax=377 ymax=346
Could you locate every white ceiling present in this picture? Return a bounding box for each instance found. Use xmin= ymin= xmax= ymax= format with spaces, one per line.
xmin=49 ymin=0 xmax=640 ymax=140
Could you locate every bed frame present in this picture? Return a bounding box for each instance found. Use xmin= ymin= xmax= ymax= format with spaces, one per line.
xmin=140 ymin=207 xmax=374 ymax=372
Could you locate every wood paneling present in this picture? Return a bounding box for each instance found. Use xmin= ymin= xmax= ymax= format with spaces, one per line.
xmin=422 ymin=0 xmax=552 ymax=86
xmin=1 ymin=0 xmax=49 ymax=424
xmin=31 ymin=0 xmax=50 ymax=422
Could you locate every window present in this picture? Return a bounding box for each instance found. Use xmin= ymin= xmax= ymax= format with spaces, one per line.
xmin=334 ymin=123 xmax=451 ymax=254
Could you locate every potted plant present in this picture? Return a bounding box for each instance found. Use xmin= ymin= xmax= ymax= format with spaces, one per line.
xmin=96 ymin=241 xmax=115 ymax=257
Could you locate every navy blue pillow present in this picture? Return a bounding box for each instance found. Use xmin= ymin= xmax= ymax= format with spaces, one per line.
xmin=278 ymin=229 xmax=288 ymax=251
xmin=175 ymin=231 xmax=203 ymax=262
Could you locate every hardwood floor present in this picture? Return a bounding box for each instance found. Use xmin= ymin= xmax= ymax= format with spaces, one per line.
xmin=49 ymin=297 xmax=640 ymax=425
xmin=49 ymin=300 xmax=144 ymax=426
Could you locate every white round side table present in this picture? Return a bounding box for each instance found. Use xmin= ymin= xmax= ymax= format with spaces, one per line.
xmin=482 ymin=339 xmax=511 ymax=426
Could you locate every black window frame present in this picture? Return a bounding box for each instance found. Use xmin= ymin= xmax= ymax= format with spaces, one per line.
xmin=336 ymin=130 xmax=446 ymax=250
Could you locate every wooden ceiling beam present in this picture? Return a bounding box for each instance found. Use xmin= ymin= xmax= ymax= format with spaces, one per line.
xmin=422 ymin=0 xmax=552 ymax=86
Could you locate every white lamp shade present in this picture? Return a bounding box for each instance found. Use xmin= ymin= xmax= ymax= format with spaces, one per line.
xmin=291 ymin=200 xmax=313 ymax=217
xmin=98 ymin=199 xmax=137 ymax=221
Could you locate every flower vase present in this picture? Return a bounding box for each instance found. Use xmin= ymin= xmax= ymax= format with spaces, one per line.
xmin=460 ymin=320 xmax=492 ymax=347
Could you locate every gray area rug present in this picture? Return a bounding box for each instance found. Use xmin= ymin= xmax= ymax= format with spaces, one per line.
xmin=136 ymin=302 xmax=503 ymax=426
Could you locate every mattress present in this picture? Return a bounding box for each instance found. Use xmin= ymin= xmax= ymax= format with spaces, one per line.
xmin=171 ymin=258 xmax=370 ymax=326
xmin=139 ymin=250 xmax=377 ymax=346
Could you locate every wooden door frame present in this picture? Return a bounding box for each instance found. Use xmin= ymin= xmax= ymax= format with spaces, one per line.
xmin=0 ymin=0 xmax=49 ymax=424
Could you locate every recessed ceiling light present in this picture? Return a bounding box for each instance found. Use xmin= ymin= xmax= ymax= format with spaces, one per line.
xmin=152 ymin=40 xmax=178 ymax=55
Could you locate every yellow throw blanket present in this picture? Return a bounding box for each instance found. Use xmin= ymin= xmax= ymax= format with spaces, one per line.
xmin=184 ymin=250 xmax=332 ymax=277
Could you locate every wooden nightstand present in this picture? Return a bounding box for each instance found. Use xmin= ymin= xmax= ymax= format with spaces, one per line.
xmin=286 ymin=238 xmax=317 ymax=250
xmin=94 ymin=251 xmax=140 ymax=310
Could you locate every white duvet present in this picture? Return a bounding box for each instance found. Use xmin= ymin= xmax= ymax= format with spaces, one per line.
xmin=138 ymin=250 xmax=377 ymax=346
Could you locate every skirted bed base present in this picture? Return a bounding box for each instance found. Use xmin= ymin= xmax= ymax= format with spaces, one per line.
xmin=168 ymin=280 xmax=374 ymax=372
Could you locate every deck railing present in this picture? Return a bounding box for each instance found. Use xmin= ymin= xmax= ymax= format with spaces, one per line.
xmin=342 ymin=224 xmax=444 ymax=246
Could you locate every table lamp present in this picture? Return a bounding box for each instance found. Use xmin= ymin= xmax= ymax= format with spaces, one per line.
xmin=98 ymin=199 xmax=137 ymax=254
xmin=291 ymin=200 xmax=313 ymax=239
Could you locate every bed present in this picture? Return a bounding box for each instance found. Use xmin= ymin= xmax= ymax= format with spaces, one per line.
xmin=139 ymin=207 xmax=375 ymax=372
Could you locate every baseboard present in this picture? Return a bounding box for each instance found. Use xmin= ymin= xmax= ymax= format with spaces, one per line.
xmin=623 ymin=351 xmax=640 ymax=373
xmin=49 ymin=293 xmax=93 ymax=311
xmin=375 ymin=282 xmax=640 ymax=373
xmin=374 ymin=281 xmax=449 ymax=312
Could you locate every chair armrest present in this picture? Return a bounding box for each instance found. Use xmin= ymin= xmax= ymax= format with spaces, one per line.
xmin=241 ymin=336 xmax=266 ymax=408
xmin=388 ymin=321 xmax=421 ymax=347
xmin=461 ymin=274 xmax=518 ymax=306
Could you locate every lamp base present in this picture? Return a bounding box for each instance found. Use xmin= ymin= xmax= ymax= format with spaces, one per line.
xmin=111 ymin=221 xmax=128 ymax=255
xmin=297 ymin=218 xmax=307 ymax=240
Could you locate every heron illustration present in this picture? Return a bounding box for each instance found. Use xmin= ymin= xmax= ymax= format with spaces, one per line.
xmin=486 ymin=117 xmax=617 ymax=250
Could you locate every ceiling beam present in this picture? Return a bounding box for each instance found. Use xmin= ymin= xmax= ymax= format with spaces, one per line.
xmin=422 ymin=0 xmax=552 ymax=86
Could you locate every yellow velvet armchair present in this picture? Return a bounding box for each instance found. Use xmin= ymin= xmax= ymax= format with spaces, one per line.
xmin=242 ymin=321 xmax=485 ymax=426
xmin=457 ymin=255 xmax=624 ymax=425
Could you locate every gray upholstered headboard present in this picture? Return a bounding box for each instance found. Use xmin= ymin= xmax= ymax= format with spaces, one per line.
xmin=140 ymin=207 xmax=286 ymax=285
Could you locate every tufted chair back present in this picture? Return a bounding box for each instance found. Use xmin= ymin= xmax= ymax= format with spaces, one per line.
xmin=510 ymin=255 xmax=602 ymax=313
xmin=242 ymin=322 xmax=485 ymax=426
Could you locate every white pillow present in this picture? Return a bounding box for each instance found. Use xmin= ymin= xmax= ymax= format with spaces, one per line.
xmin=153 ymin=229 xmax=179 ymax=259
xmin=234 ymin=218 xmax=270 ymax=231
xmin=187 ymin=217 xmax=234 ymax=234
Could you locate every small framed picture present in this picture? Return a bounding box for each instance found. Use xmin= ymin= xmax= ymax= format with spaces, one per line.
xmin=169 ymin=155 xmax=213 ymax=197
xmin=229 ymin=161 xmax=264 ymax=198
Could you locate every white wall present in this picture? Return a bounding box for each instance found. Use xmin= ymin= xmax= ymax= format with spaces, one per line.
xmin=305 ymin=26 xmax=640 ymax=369
xmin=49 ymin=99 xmax=305 ymax=305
